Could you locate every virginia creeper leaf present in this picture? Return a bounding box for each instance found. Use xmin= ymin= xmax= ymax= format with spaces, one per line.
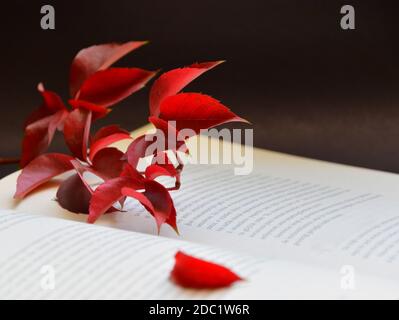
xmin=171 ymin=251 xmax=243 ymax=289
xmin=124 ymin=135 xmax=155 ymax=169
xmin=159 ymin=93 xmax=249 ymax=134
xmin=121 ymin=179 xmax=178 ymax=233
xmin=68 ymin=99 xmax=109 ymax=120
xmin=89 ymin=132 xmax=131 ymax=162
xmin=92 ymin=148 xmax=126 ymax=180
xmin=92 ymin=125 xmax=129 ymax=144
xmin=149 ymin=61 xmax=224 ymax=116
xmin=56 ymin=173 xmax=93 ymax=214
xmin=63 ymin=108 xmax=92 ymax=160
xmin=76 ymin=68 xmax=156 ymax=107
xmin=70 ymin=41 xmax=148 ymax=97
xmin=88 ymin=176 xmax=144 ymax=223
xmin=20 ymin=109 xmax=69 ymax=167
xmin=15 ymin=153 xmax=75 ymax=199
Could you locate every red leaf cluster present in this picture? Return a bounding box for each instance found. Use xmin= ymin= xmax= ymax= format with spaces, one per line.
xmin=15 ymin=41 xmax=248 ymax=233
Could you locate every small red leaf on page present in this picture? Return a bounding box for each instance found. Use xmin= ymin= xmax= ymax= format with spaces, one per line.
xmin=56 ymin=173 xmax=93 ymax=213
xmin=76 ymin=68 xmax=155 ymax=107
xmin=149 ymin=61 xmax=224 ymax=116
xmin=89 ymin=132 xmax=131 ymax=161
xmin=70 ymin=41 xmax=148 ymax=97
xmin=171 ymin=251 xmax=243 ymax=289
xmin=15 ymin=153 xmax=75 ymax=199
xmin=92 ymin=148 xmax=126 ymax=180
xmin=121 ymin=180 xmax=178 ymax=233
xmin=159 ymin=93 xmax=248 ymax=134
xmin=63 ymin=108 xmax=92 ymax=160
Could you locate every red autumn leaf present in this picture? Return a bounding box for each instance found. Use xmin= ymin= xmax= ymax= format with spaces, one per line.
xmin=56 ymin=159 xmax=101 ymax=214
xmin=15 ymin=153 xmax=75 ymax=199
xmin=20 ymin=109 xmax=69 ymax=167
xmin=76 ymin=68 xmax=156 ymax=107
xmin=171 ymin=251 xmax=243 ymax=289
xmin=92 ymin=148 xmax=126 ymax=180
xmin=89 ymin=132 xmax=131 ymax=162
xmin=70 ymin=41 xmax=148 ymax=97
xmin=92 ymin=125 xmax=130 ymax=144
xmin=159 ymin=93 xmax=249 ymax=134
xmin=38 ymin=83 xmax=68 ymax=113
xmin=145 ymin=163 xmax=178 ymax=180
xmin=120 ymin=163 xmax=146 ymax=181
xmin=63 ymin=108 xmax=92 ymax=160
xmin=149 ymin=61 xmax=224 ymax=116
xmin=88 ymin=175 xmax=144 ymax=223
xmin=68 ymin=99 xmax=109 ymax=120
xmin=121 ymin=179 xmax=178 ymax=233
xmin=56 ymin=173 xmax=93 ymax=214
xmin=145 ymin=163 xmax=181 ymax=190
xmin=124 ymin=135 xmax=155 ymax=169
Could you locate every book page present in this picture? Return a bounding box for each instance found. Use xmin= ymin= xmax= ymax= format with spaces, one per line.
xmin=1 ymin=133 xmax=399 ymax=284
xmin=0 ymin=210 xmax=265 ymax=299
xmin=123 ymin=162 xmax=399 ymax=282
xmin=0 ymin=210 xmax=397 ymax=300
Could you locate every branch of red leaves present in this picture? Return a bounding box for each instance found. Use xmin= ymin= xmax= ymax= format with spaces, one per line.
xmin=14 ymin=41 xmax=248 ymax=234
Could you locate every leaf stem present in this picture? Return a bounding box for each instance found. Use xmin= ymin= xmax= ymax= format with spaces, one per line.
xmin=0 ymin=157 xmax=20 ymax=165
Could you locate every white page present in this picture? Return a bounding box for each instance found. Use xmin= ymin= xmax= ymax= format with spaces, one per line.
xmin=0 ymin=210 xmax=268 ymax=300
xmin=1 ymin=210 xmax=397 ymax=300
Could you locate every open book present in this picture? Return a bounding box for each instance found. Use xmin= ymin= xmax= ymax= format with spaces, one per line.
xmin=0 ymin=128 xmax=399 ymax=299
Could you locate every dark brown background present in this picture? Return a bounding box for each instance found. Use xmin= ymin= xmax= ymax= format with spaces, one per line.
xmin=1 ymin=0 xmax=399 ymax=177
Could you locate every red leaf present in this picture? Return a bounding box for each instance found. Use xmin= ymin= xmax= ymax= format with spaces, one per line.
xmin=92 ymin=125 xmax=129 ymax=144
xmin=124 ymin=135 xmax=155 ymax=169
xmin=56 ymin=173 xmax=92 ymax=214
xmin=20 ymin=110 xmax=69 ymax=167
xmin=68 ymin=99 xmax=109 ymax=120
xmin=89 ymin=132 xmax=131 ymax=162
xmin=120 ymin=163 xmax=146 ymax=181
xmin=145 ymin=163 xmax=181 ymax=190
xmin=70 ymin=41 xmax=148 ymax=97
xmin=37 ymin=83 xmax=67 ymax=112
xmin=92 ymin=148 xmax=126 ymax=180
xmin=159 ymin=93 xmax=249 ymax=134
xmin=171 ymin=251 xmax=243 ymax=289
xmin=149 ymin=61 xmax=224 ymax=116
xmin=121 ymin=179 xmax=178 ymax=233
xmin=88 ymin=176 xmax=144 ymax=223
xmin=63 ymin=108 xmax=92 ymax=160
xmin=145 ymin=163 xmax=178 ymax=180
xmin=24 ymin=84 xmax=67 ymax=129
xmin=15 ymin=153 xmax=75 ymax=199
xmin=76 ymin=68 xmax=156 ymax=107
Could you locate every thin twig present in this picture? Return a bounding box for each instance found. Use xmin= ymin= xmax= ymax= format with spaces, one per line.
xmin=0 ymin=157 xmax=20 ymax=165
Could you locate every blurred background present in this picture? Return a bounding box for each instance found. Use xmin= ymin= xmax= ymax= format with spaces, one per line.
xmin=0 ymin=0 xmax=398 ymax=177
